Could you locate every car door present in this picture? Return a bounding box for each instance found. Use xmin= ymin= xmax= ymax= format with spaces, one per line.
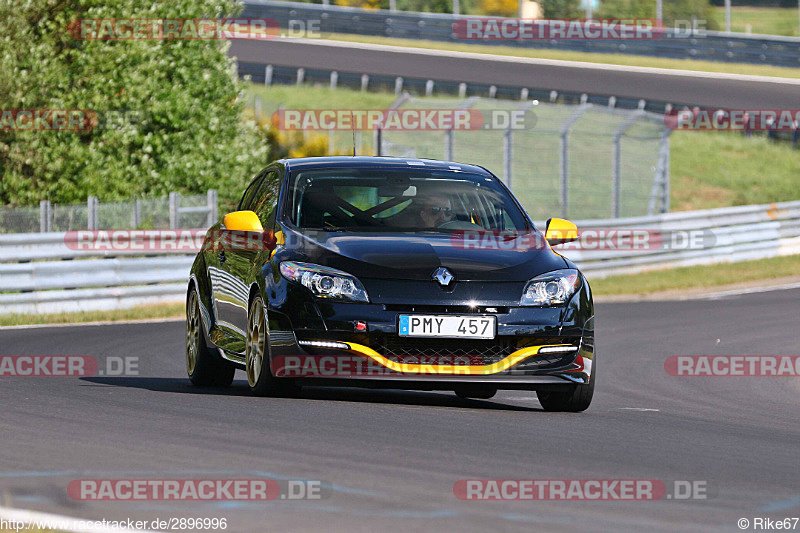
xmin=210 ymin=171 xmax=267 ymax=354
xmin=212 ymin=169 xmax=281 ymax=354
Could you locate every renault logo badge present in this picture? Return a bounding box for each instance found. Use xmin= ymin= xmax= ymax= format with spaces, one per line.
xmin=432 ymin=267 xmax=454 ymax=287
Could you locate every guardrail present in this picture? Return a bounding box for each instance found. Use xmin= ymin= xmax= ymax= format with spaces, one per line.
xmin=1 ymin=200 xmax=799 ymax=314
xmin=242 ymin=0 xmax=800 ymax=67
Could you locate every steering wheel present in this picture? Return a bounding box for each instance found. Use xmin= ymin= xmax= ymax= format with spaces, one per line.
xmin=438 ymin=220 xmax=484 ymax=230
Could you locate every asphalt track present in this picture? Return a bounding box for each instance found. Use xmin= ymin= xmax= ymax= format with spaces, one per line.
xmin=1 ymin=287 xmax=799 ymax=532
xmin=230 ymin=38 xmax=800 ymax=109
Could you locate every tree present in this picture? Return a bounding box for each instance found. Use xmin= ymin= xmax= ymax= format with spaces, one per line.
xmin=0 ymin=0 xmax=269 ymax=207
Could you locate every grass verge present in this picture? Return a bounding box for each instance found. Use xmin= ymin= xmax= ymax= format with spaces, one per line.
xmin=0 ymin=303 xmax=184 ymax=327
xmin=670 ymin=130 xmax=800 ymax=211
xmin=322 ymin=34 xmax=800 ymax=79
xmin=711 ymin=6 xmax=800 ymax=37
xmin=589 ymin=254 xmax=800 ymax=296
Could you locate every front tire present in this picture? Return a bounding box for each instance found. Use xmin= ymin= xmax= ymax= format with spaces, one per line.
xmin=246 ymin=295 xmax=299 ymax=397
xmin=186 ymin=288 xmax=235 ymax=387
xmin=536 ymin=365 xmax=595 ymax=412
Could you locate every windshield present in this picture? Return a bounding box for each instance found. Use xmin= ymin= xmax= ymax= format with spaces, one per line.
xmin=286 ymin=167 xmax=530 ymax=232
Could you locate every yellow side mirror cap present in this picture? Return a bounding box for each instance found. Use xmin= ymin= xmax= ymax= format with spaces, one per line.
xmin=223 ymin=210 xmax=264 ymax=233
xmin=544 ymin=218 xmax=578 ymax=246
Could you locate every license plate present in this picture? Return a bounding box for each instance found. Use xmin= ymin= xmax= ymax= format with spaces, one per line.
xmin=398 ymin=315 xmax=496 ymax=339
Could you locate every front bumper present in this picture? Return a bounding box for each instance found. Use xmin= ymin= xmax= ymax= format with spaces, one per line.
xmin=266 ymin=298 xmax=595 ymax=387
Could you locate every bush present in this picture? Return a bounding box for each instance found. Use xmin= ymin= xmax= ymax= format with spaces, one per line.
xmin=478 ymin=0 xmax=518 ymax=17
xmin=0 ymin=0 xmax=269 ymax=208
xmin=540 ymin=0 xmax=582 ymax=18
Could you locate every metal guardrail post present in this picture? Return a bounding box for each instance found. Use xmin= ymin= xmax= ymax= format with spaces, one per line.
xmin=559 ymin=105 xmax=590 ymax=219
xmin=663 ymin=135 xmax=671 ymax=213
xmin=611 ymin=111 xmax=645 ymax=218
xmin=169 ymin=192 xmax=180 ymax=229
xmin=647 ymin=129 xmax=672 ymax=215
xmin=133 ymin=198 xmax=141 ymax=228
xmin=373 ymin=128 xmax=382 ymax=156
xmin=444 ymin=129 xmax=454 ymax=161
xmin=39 ymin=201 xmax=51 ymax=233
xmin=264 ymin=65 xmax=273 ymax=86
xmin=207 ymin=190 xmax=218 ymax=227
xmin=87 ymin=197 xmax=98 ymax=230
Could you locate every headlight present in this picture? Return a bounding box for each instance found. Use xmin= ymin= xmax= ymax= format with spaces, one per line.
xmin=520 ymin=269 xmax=581 ymax=306
xmin=280 ymin=261 xmax=369 ymax=303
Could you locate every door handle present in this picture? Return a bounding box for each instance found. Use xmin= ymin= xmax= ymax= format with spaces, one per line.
xmin=218 ymin=251 xmax=226 ymax=263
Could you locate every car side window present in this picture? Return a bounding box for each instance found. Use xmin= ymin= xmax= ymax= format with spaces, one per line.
xmin=238 ymin=172 xmax=266 ymax=212
xmin=250 ymin=170 xmax=280 ymax=229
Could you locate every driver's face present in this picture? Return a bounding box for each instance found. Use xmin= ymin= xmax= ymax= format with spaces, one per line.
xmin=419 ymin=196 xmax=453 ymax=227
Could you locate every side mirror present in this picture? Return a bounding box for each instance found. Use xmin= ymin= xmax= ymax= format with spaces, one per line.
xmin=544 ymin=218 xmax=578 ymax=246
xmin=223 ymin=210 xmax=264 ymax=232
xmin=219 ymin=211 xmax=277 ymax=252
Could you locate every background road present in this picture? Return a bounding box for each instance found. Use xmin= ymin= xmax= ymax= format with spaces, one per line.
xmin=1 ymin=288 xmax=799 ymax=532
xmin=230 ymin=39 xmax=800 ymax=109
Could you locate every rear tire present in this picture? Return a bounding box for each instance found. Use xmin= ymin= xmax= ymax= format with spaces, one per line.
xmin=246 ymin=295 xmax=299 ymax=397
xmin=186 ymin=288 xmax=235 ymax=387
xmin=536 ymin=365 xmax=595 ymax=412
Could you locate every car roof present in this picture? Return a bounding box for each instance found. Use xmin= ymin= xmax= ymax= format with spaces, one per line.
xmin=280 ymin=156 xmax=494 ymax=176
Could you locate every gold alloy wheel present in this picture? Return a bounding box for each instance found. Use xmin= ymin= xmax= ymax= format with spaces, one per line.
xmin=246 ymin=298 xmax=266 ymax=387
xmin=185 ymin=291 xmax=200 ymax=376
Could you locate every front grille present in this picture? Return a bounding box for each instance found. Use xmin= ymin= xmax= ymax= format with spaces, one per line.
xmin=379 ymin=336 xmax=516 ymax=365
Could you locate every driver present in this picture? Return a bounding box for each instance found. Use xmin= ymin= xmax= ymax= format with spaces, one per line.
xmin=416 ymin=195 xmax=454 ymax=228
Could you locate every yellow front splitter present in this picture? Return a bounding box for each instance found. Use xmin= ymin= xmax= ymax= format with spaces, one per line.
xmin=343 ymin=342 xmax=575 ymax=376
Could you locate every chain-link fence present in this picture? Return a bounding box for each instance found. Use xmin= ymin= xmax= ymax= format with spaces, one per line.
xmin=0 ymin=191 xmax=218 ymax=233
xmin=257 ymin=93 xmax=671 ymax=220
xmin=375 ymin=95 xmax=671 ymax=221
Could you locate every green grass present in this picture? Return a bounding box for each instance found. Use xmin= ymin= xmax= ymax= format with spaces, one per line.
xmin=590 ymin=254 xmax=800 ymax=296
xmin=323 ymin=33 xmax=800 ymax=79
xmin=670 ymin=130 xmax=800 ymax=211
xmin=0 ymin=303 xmax=184 ymax=327
xmin=711 ymin=6 xmax=800 ymax=37
xmin=247 ymin=83 xmax=398 ymax=113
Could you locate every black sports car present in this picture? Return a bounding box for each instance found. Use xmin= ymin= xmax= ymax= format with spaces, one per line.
xmin=186 ymin=156 xmax=595 ymax=411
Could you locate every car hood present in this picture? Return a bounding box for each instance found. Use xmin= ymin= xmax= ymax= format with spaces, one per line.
xmin=281 ymin=227 xmax=568 ymax=282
